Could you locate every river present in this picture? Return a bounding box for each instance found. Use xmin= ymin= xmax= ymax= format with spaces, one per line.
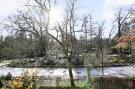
xmin=0 ymin=66 xmax=135 ymax=79
xmin=1 ymin=60 xmax=135 ymax=79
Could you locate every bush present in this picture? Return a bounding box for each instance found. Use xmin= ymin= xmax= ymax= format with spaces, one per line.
xmin=94 ymin=77 xmax=130 ymax=89
xmin=0 ymin=78 xmax=3 ymax=88
xmin=0 ymin=72 xmax=12 ymax=88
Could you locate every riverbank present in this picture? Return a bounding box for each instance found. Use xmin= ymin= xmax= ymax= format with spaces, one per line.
xmin=0 ymin=76 xmax=131 ymax=89
xmin=38 ymin=77 xmax=130 ymax=89
xmin=4 ymin=59 xmax=135 ymax=68
xmin=3 ymin=54 xmax=135 ymax=68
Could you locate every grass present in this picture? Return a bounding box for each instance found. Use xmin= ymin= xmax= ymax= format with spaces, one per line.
xmin=36 ymin=79 xmax=86 ymax=88
xmin=36 ymin=77 xmax=132 ymax=89
xmin=0 ymin=75 xmax=133 ymax=89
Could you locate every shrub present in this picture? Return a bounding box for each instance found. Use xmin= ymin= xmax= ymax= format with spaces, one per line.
xmin=1 ymin=72 xmax=37 ymax=89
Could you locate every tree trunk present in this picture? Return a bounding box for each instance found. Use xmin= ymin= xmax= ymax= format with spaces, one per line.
xmin=118 ymin=23 xmax=123 ymax=57
xmin=119 ymin=48 xmax=123 ymax=57
xmin=68 ymin=56 xmax=75 ymax=86
xmin=101 ymin=48 xmax=104 ymax=77
xmin=129 ymin=42 xmax=132 ymax=55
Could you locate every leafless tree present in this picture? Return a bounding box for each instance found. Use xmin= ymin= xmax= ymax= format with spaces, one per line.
xmin=81 ymin=13 xmax=95 ymax=53
xmin=95 ymin=21 xmax=105 ymax=76
xmin=114 ymin=9 xmax=130 ymax=37
xmin=114 ymin=8 xmax=130 ymax=56
xmin=3 ymin=0 xmax=95 ymax=87
xmin=51 ymin=0 xmax=77 ymax=86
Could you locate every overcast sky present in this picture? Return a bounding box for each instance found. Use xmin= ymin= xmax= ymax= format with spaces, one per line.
xmin=0 ymin=0 xmax=135 ymax=37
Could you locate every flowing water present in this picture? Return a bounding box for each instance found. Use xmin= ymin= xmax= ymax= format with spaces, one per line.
xmin=0 ymin=66 xmax=135 ymax=79
xmin=0 ymin=60 xmax=135 ymax=79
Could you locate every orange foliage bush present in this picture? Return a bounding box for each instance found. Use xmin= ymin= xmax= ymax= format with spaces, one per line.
xmin=116 ymin=31 xmax=135 ymax=48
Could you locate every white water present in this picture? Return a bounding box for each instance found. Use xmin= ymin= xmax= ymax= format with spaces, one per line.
xmin=1 ymin=60 xmax=135 ymax=79
xmin=0 ymin=66 xmax=135 ymax=79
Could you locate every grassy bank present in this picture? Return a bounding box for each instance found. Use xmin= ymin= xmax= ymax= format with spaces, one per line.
xmin=6 ymin=54 xmax=135 ymax=68
xmin=0 ymin=76 xmax=133 ymax=89
xmin=37 ymin=77 xmax=132 ymax=89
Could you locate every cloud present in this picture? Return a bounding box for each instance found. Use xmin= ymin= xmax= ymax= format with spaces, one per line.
xmin=102 ymin=0 xmax=135 ymax=21
xmin=101 ymin=0 xmax=135 ymax=37
xmin=0 ymin=0 xmax=26 ymax=18
xmin=105 ymin=0 xmax=135 ymax=6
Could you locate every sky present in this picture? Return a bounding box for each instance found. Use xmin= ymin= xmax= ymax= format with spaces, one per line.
xmin=0 ymin=0 xmax=135 ymax=37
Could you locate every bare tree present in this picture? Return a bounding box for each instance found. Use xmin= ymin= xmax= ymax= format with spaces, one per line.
xmin=50 ymin=0 xmax=77 ymax=86
xmin=81 ymin=13 xmax=95 ymax=53
xmin=81 ymin=16 xmax=89 ymax=52
xmin=89 ymin=14 xmax=95 ymax=53
xmin=95 ymin=21 xmax=105 ymax=76
xmin=5 ymin=0 xmax=77 ymax=86
xmin=114 ymin=8 xmax=130 ymax=56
